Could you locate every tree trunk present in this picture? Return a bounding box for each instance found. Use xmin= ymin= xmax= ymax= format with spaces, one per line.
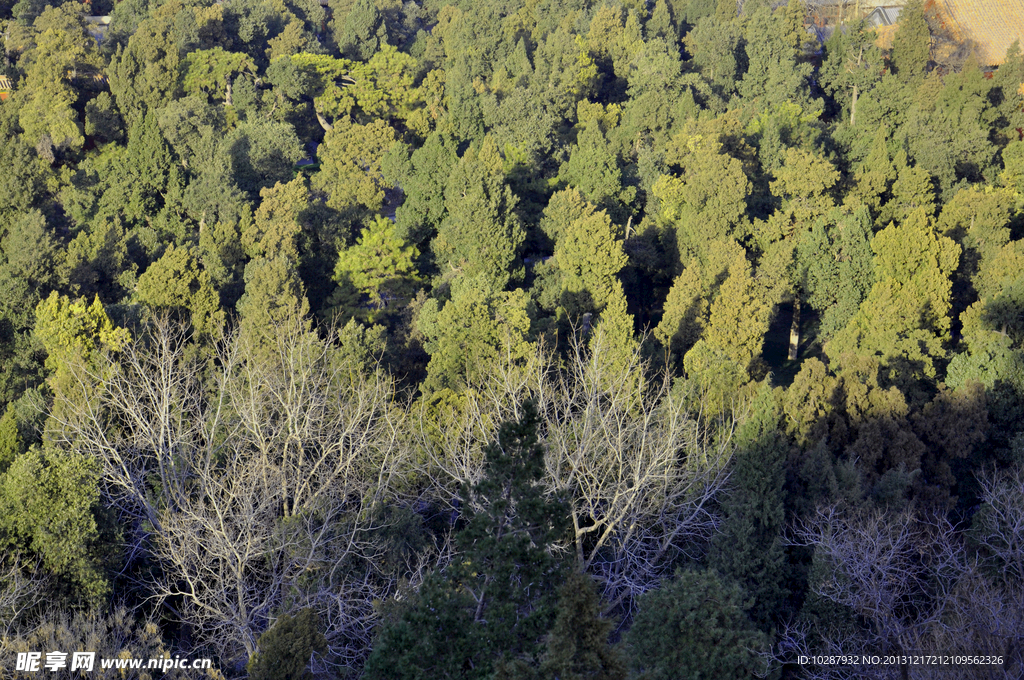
xmin=225 ymin=77 xmax=233 ymax=107
xmin=315 ymin=108 xmax=334 ymax=132
xmin=788 ymin=297 xmax=801 ymax=361
xmin=850 ymin=46 xmax=863 ymax=126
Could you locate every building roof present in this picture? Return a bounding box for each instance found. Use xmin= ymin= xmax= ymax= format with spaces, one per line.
xmin=872 ymin=0 xmax=1024 ymax=66
xmin=932 ymin=0 xmax=1024 ymax=65
xmin=0 ymin=75 xmax=12 ymax=92
xmin=866 ymin=6 xmax=903 ymax=27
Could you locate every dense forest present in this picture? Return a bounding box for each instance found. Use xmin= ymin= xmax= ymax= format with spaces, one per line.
xmin=1 ymin=0 xmax=1023 ymax=676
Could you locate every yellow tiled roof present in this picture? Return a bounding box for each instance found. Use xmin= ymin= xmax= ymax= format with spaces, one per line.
xmin=874 ymin=0 xmax=1024 ymax=65
xmin=934 ymin=0 xmax=1024 ymax=65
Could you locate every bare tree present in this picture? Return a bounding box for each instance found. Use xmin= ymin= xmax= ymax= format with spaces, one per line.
xmin=0 ymin=555 xmax=46 ymax=640
xmin=780 ymin=490 xmax=1024 ymax=680
xmin=540 ymin=329 xmax=734 ymax=611
xmin=412 ymin=329 xmax=736 ymax=613
xmin=46 ymin=317 xmax=411 ymax=672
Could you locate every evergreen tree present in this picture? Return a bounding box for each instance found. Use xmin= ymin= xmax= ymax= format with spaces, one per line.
xmin=363 ymin=572 xmax=479 ymax=680
xmin=647 ymin=0 xmax=676 ymax=42
xmin=558 ymin=119 xmax=634 ymax=220
xmin=392 ymin=131 xmax=459 ymax=253
xmin=715 ymin=0 xmax=736 ymax=25
xmin=247 ymin=609 xmax=326 ymax=680
xmin=503 ymin=571 xmax=626 ymax=680
xmin=703 ymin=251 xmax=774 ymax=369
xmin=315 ymin=117 xmax=398 ymax=216
xmin=364 ymin=403 xmax=568 ymax=680
xmin=329 ymin=216 xmax=420 ymax=322
xmin=554 ymin=207 xmax=628 ymax=316
xmin=338 ymin=0 xmax=387 ymax=61
xmin=434 ymin=137 xmax=526 ymax=290
xmin=236 ymin=255 xmax=311 ymax=344
xmin=684 ymin=16 xmax=743 ymax=99
xmin=819 ymin=19 xmax=883 ymax=127
xmin=827 ymin=210 xmax=960 ymax=381
xmin=796 ymin=207 xmax=875 ymax=339
xmin=889 ymin=0 xmax=930 ymax=81
xmin=136 ymin=244 xmax=224 ymax=336
xmin=652 ymin=144 xmax=750 ymax=266
xmin=738 ymin=5 xmax=816 ymax=113
xmin=0 ymin=406 xmax=24 ymax=475
xmin=709 ymin=387 xmax=790 ymax=628
xmin=417 ymin=276 xmax=534 ymax=393
xmin=625 ymin=569 xmax=769 ymax=680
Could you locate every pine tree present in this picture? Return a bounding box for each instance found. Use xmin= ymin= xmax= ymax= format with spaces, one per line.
xmin=314 ymin=117 xmax=398 ymax=219
xmin=364 ymin=403 xmax=568 ymax=680
xmin=714 ymin=0 xmax=736 ymax=25
xmin=558 ymin=119 xmax=634 ymax=220
xmin=458 ymin=401 xmax=569 ymax=663
xmin=709 ymin=387 xmax=790 ymax=628
xmin=554 ymin=208 xmax=628 ymax=316
xmin=417 ymin=277 xmax=534 ymax=393
xmin=434 ymin=137 xmax=526 ymax=290
xmin=0 ymin=406 xmax=24 ymax=475
xmin=647 ymin=0 xmax=677 ymax=41
xmin=889 ymin=0 xmax=930 ymax=81
xmin=136 ymin=244 xmax=224 ymax=336
xmin=329 ymin=216 xmax=420 ymax=322
xmin=703 ymin=252 xmax=774 ymax=369
xmin=827 ymin=210 xmax=959 ymax=381
xmin=505 ymin=571 xmax=626 ymax=680
xmin=625 ymin=569 xmax=769 ymax=680
xmin=247 ymin=609 xmax=326 ymax=680
xmin=337 ymin=0 xmax=387 ymax=61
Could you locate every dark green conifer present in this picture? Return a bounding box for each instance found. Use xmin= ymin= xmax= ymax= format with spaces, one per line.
xmin=709 ymin=387 xmax=790 ymax=628
xmin=247 ymin=609 xmax=326 ymax=680
xmin=890 ymin=0 xmax=930 ymax=80
xmin=625 ymin=570 xmax=769 ymax=680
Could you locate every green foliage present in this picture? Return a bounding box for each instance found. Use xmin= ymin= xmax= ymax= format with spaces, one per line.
xmin=0 ymin=445 xmax=108 ymax=605
xmin=330 ymin=216 xmax=420 ymax=321
xmin=827 ymin=211 xmax=959 ymax=380
xmin=434 ymin=137 xmax=526 ymax=290
xmin=554 ymin=205 xmax=627 ymax=316
xmin=248 ymin=609 xmax=327 ymax=680
xmin=796 ymin=207 xmax=875 ymax=338
xmin=503 ymin=571 xmax=626 ymax=680
xmin=625 ymin=569 xmax=770 ymax=680
xmin=417 ymin=276 xmax=533 ymax=393
xmin=0 ymin=406 xmax=24 ymax=475
xmin=222 ymin=120 xmax=304 ymax=199
xmin=709 ymin=387 xmax=789 ymax=628
xmin=34 ymin=293 xmax=130 ymax=374
xmin=558 ymin=119 xmax=635 ymax=219
xmin=180 ymin=47 xmax=256 ymax=104
xmin=315 ymin=116 xmax=397 ymax=214
xmin=236 ymin=255 xmax=311 ymax=344
xmin=365 ymin=403 xmax=567 ymax=680
xmin=456 ymin=400 xmax=569 ymax=663
xmin=337 ymin=0 xmax=387 ymax=61
xmin=2 ymin=0 xmax=1023 ymax=665
xmin=889 ymin=0 xmax=930 ymax=81
xmin=136 ymin=244 xmax=224 ymax=335
xmin=653 ymin=141 xmax=750 ymax=265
